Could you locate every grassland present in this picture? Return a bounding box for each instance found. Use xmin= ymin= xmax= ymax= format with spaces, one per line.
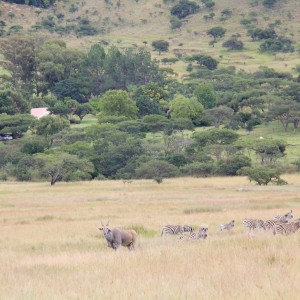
xmin=1 ymin=176 xmax=300 ymax=299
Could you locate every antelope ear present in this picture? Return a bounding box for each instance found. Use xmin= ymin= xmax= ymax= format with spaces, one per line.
xmin=99 ymin=227 xmax=103 ymax=231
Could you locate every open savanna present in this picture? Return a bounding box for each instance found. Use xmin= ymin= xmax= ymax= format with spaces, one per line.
xmin=1 ymin=176 xmax=300 ymax=299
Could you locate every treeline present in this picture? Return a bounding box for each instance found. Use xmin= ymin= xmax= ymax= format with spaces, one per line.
xmin=0 ymin=35 xmax=300 ymax=184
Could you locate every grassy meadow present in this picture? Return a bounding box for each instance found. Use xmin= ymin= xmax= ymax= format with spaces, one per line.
xmin=1 ymin=176 xmax=300 ymax=299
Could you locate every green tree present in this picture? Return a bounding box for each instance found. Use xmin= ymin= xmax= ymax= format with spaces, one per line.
xmin=170 ymin=95 xmax=204 ymax=123
xmin=35 ymin=152 xmax=94 ymax=185
xmin=239 ymin=166 xmax=287 ymax=185
xmin=222 ymin=37 xmax=244 ymax=50
xmin=192 ymin=128 xmax=239 ymax=148
xmin=0 ymin=89 xmax=28 ymax=114
xmin=207 ymin=26 xmax=226 ymax=41
xmin=151 ymin=40 xmax=169 ymax=55
xmin=132 ymin=83 xmax=166 ymax=117
xmin=186 ymin=54 xmax=218 ymax=70
xmin=193 ymin=83 xmax=217 ymax=109
xmin=170 ymin=0 xmax=200 ymax=19
xmin=34 ymin=115 xmax=70 ymax=138
xmin=0 ymin=114 xmax=34 ymax=138
xmin=98 ymin=90 xmax=138 ymax=119
xmin=202 ymin=106 xmax=234 ymax=128
xmin=135 ymin=159 xmax=179 ymax=179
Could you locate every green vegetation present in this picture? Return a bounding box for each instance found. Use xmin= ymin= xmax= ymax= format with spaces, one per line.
xmin=0 ymin=0 xmax=300 ymax=185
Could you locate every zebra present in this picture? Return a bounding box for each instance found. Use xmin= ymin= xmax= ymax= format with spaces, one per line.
xmin=180 ymin=227 xmax=208 ymax=240
xmin=264 ymin=219 xmax=285 ymax=231
xmin=273 ymin=210 xmax=293 ymax=223
xmin=242 ymin=218 xmax=265 ymax=237
xmin=161 ymin=225 xmax=193 ymax=237
xmin=273 ymin=218 xmax=300 ymax=236
xmin=220 ymin=220 xmax=235 ymax=232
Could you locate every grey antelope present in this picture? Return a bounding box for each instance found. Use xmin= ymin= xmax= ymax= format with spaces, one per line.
xmin=98 ymin=221 xmax=138 ymax=251
xmin=180 ymin=227 xmax=208 ymax=240
xmin=273 ymin=210 xmax=293 ymax=223
xmin=220 ymin=220 xmax=235 ymax=232
xmin=242 ymin=218 xmax=265 ymax=237
xmin=161 ymin=225 xmax=193 ymax=237
xmin=273 ymin=218 xmax=300 ymax=236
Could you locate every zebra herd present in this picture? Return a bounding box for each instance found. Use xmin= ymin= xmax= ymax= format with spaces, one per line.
xmin=100 ymin=210 xmax=299 ymax=251
xmin=161 ymin=210 xmax=299 ymax=240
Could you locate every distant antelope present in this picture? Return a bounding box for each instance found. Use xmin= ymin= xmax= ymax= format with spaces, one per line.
xmin=273 ymin=210 xmax=293 ymax=223
xmin=220 ymin=220 xmax=235 ymax=232
xmin=242 ymin=218 xmax=265 ymax=237
xmin=273 ymin=219 xmax=300 ymax=236
xmin=99 ymin=221 xmax=138 ymax=251
xmin=180 ymin=228 xmax=208 ymax=240
xmin=161 ymin=225 xmax=193 ymax=237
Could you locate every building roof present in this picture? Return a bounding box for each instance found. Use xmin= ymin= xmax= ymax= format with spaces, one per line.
xmin=30 ymin=107 xmax=50 ymax=119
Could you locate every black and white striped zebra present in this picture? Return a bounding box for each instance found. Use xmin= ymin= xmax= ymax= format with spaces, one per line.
xmin=273 ymin=210 xmax=293 ymax=223
xmin=220 ymin=220 xmax=235 ymax=232
xmin=180 ymin=227 xmax=208 ymax=240
xmin=242 ymin=218 xmax=265 ymax=237
xmin=161 ymin=224 xmax=193 ymax=237
xmin=264 ymin=219 xmax=285 ymax=231
xmin=273 ymin=218 xmax=300 ymax=235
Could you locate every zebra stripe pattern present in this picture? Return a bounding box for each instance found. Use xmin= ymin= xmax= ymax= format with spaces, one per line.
xmin=273 ymin=219 xmax=300 ymax=235
xmin=220 ymin=220 xmax=235 ymax=232
xmin=161 ymin=224 xmax=193 ymax=236
xmin=273 ymin=210 xmax=293 ymax=223
xmin=264 ymin=219 xmax=284 ymax=230
xmin=180 ymin=228 xmax=208 ymax=240
xmin=242 ymin=219 xmax=265 ymax=237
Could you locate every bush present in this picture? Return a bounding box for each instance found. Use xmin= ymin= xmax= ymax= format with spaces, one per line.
xmin=238 ymin=166 xmax=287 ymax=185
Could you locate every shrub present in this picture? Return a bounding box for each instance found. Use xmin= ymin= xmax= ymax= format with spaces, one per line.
xmin=259 ymin=36 xmax=294 ymax=53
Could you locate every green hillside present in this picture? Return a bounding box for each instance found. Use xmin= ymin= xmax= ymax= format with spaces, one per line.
xmin=0 ymin=0 xmax=299 ymax=76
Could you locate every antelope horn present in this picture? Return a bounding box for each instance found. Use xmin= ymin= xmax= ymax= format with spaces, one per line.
xmin=106 ymin=221 xmax=109 ymax=226
xmin=101 ymin=220 xmax=104 ymax=226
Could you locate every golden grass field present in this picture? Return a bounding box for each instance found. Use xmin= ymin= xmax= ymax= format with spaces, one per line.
xmin=1 ymin=176 xmax=300 ymax=299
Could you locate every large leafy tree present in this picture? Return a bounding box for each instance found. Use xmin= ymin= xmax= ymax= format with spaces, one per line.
xmin=0 ymin=89 xmax=29 ymax=114
xmin=33 ymin=115 xmax=70 ymax=138
xmin=170 ymin=95 xmax=204 ymax=123
xmin=132 ymin=83 xmax=166 ymax=117
xmin=34 ymin=152 xmax=94 ymax=185
xmin=0 ymin=36 xmax=38 ymax=95
xmin=97 ymin=90 xmax=138 ymax=119
xmin=193 ymin=83 xmax=217 ymax=109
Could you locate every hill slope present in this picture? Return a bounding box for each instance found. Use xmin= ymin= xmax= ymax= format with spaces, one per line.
xmin=0 ymin=0 xmax=300 ymax=76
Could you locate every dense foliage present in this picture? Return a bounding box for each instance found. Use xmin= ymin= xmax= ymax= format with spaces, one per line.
xmin=0 ymin=33 xmax=299 ymax=184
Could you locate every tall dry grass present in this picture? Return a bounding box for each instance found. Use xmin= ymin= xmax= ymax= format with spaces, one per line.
xmin=1 ymin=176 xmax=300 ymax=299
